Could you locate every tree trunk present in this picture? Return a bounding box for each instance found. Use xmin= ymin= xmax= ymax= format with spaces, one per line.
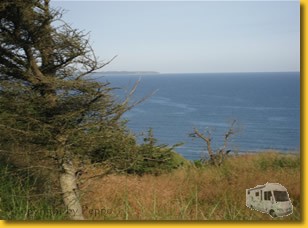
xmin=193 ymin=128 xmax=218 ymax=166
xmin=59 ymin=160 xmax=84 ymax=220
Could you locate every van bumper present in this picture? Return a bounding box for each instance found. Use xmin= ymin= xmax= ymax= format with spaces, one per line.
xmin=275 ymin=208 xmax=293 ymax=217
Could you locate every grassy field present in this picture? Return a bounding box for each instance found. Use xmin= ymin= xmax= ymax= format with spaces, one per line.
xmin=80 ymin=151 xmax=301 ymax=220
xmin=0 ymin=151 xmax=300 ymax=220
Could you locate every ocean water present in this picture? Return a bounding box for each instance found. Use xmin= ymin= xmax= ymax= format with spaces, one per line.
xmin=97 ymin=72 xmax=300 ymax=160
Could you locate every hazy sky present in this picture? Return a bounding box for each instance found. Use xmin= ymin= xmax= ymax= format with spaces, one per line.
xmin=52 ymin=0 xmax=300 ymax=73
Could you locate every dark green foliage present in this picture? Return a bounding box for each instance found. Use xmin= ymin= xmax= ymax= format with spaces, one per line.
xmin=0 ymin=0 xmax=185 ymax=176
xmin=0 ymin=0 xmax=138 ymax=176
xmin=0 ymin=0 xmax=111 ymax=154
xmin=89 ymin=123 xmax=137 ymax=163
xmin=90 ymin=128 xmax=185 ymax=175
xmin=130 ymin=129 xmax=185 ymax=175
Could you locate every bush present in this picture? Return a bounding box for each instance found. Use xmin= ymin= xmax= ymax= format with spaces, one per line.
xmin=89 ymin=128 xmax=186 ymax=175
xmin=88 ymin=123 xmax=137 ymax=163
xmin=127 ymin=129 xmax=183 ymax=175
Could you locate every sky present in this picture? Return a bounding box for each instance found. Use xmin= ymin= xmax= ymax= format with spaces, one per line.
xmin=51 ymin=0 xmax=300 ymax=73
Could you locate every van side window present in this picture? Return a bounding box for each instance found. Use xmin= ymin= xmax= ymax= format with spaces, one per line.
xmin=264 ymin=191 xmax=272 ymax=200
xmin=255 ymin=192 xmax=259 ymax=197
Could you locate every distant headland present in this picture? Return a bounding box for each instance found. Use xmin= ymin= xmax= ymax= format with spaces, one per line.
xmin=97 ymin=71 xmax=160 ymax=75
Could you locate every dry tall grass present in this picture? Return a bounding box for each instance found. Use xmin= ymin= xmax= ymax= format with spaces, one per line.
xmin=80 ymin=152 xmax=300 ymax=220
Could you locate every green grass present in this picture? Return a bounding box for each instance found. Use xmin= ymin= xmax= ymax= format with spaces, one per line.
xmin=0 ymin=162 xmax=66 ymax=220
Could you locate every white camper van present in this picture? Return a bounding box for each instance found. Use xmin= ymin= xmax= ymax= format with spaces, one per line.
xmin=246 ymin=183 xmax=293 ymax=217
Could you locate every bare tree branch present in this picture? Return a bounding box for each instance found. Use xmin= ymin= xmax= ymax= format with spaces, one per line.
xmin=191 ymin=120 xmax=237 ymax=166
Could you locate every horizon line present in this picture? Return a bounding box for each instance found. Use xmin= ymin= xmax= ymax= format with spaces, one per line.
xmin=95 ymin=70 xmax=300 ymax=74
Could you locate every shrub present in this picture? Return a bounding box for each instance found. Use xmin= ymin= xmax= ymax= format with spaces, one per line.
xmin=90 ymin=128 xmax=186 ymax=175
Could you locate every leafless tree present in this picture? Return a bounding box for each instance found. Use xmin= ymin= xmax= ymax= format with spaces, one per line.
xmin=190 ymin=120 xmax=237 ymax=166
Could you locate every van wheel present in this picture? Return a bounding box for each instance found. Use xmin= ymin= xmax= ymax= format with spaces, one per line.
xmin=269 ymin=210 xmax=277 ymax=218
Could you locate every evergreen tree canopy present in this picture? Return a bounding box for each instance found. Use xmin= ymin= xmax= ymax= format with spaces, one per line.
xmin=0 ymin=0 xmax=128 ymax=159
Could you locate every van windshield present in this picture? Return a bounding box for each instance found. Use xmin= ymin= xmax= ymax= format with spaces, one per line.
xmin=274 ymin=191 xmax=289 ymax=202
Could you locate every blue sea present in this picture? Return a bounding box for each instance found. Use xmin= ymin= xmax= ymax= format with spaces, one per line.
xmin=97 ymin=72 xmax=300 ymax=160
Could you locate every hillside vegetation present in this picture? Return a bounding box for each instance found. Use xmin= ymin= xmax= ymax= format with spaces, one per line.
xmin=80 ymin=151 xmax=300 ymax=220
xmin=0 ymin=151 xmax=300 ymax=220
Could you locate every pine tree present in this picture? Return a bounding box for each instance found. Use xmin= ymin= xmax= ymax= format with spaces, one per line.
xmin=0 ymin=0 xmax=127 ymax=220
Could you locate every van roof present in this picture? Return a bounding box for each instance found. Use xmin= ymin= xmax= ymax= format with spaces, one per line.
xmin=247 ymin=183 xmax=286 ymax=191
xmin=247 ymin=185 xmax=266 ymax=191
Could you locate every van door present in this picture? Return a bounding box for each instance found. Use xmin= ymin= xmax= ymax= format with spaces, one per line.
xmin=263 ymin=191 xmax=273 ymax=213
xmin=254 ymin=190 xmax=262 ymax=210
